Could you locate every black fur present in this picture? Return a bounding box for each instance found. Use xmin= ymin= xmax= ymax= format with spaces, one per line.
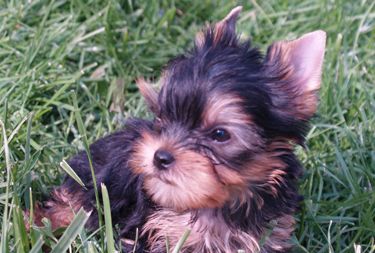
xmin=61 ymin=118 xmax=155 ymax=252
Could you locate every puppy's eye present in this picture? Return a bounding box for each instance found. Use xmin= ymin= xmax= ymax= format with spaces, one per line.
xmin=211 ymin=129 xmax=230 ymax=142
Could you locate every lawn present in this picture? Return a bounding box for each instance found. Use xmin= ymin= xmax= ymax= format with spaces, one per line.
xmin=0 ymin=0 xmax=374 ymax=252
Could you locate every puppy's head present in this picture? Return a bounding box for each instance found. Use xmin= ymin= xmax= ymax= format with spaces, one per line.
xmin=132 ymin=6 xmax=326 ymax=212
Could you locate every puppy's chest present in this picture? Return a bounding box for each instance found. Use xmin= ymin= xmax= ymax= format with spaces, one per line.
xmin=143 ymin=209 xmax=261 ymax=253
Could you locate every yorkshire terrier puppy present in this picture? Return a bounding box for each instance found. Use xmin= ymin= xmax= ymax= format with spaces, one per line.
xmin=27 ymin=6 xmax=326 ymax=253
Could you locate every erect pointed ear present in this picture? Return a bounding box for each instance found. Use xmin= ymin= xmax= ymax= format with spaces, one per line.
xmin=196 ymin=6 xmax=242 ymax=47
xmin=265 ymin=30 xmax=326 ymax=120
xmin=136 ymin=78 xmax=158 ymax=113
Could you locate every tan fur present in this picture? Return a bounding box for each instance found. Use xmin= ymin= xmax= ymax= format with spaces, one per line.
xmin=266 ymin=32 xmax=325 ymax=92
xmin=202 ymin=95 xmax=249 ymax=128
xmin=144 ymin=209 xmax=259 ymax=253
xmin=144 ymin=209 xmax=295 ymax=253
xmin=24 ymin=187 xmax=84 ymax=232
xmin=245 ymin=153 xmax=287 ymax=184
xmin=214 ymin=164 xmax=246 ymax=186
xmin=131 ymin=131 xmax=231 ymax=211
xmin=223 ymin=141 xmax=292 ymax=200
xmin=263 ymin=215 xmax=296 ymax=252
xmin=195 ymin=29 xmax=206 ymax=48
xmin=136 ymin=78 xmax=159 ymax=113
xmin=266 ymin=31 xmax=326 ymax=120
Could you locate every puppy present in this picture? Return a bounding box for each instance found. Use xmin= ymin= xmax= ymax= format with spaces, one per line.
xmin=27 ymin=6 xmax=326 ymax=253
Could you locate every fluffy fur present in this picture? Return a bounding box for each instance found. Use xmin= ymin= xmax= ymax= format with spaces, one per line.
xmin=25 ymin=6 xmax=326 ymax=253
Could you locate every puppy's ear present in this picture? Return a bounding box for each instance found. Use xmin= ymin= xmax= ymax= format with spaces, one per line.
xmin=136 ymin=78 xmax=158 ymax=113
xmin=265 ymin=30 xmax=326 ymax=120
xmin=196 ymin=6 xmax=242 ymax=47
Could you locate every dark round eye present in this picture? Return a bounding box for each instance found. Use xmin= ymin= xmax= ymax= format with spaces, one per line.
xmin=211 ymin=129 xmax=230 ymax=142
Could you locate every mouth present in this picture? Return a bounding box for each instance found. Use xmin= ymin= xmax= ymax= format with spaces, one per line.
xmin=153 ymin=171 xmax=175 ymax=185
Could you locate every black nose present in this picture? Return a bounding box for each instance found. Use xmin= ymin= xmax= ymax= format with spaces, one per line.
xmin=153 ymin=150 xmax=175 ymax=170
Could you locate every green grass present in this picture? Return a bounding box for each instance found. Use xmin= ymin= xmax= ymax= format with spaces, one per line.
xmin=0 ymin=0 xmax=374 ymax=252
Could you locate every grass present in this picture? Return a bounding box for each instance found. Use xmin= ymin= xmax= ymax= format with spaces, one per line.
xmin=0 ymin=0 xmax=374 ymax=252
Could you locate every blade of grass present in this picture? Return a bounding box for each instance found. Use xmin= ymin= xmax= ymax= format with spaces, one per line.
xmin=29 ymin=187 xmax=37 ymax=249
xmin=71 ymin=89 xmax=104 ymax=251
xmin=328 ymin=220 xmax=334 ymax=253
xmin=42 ymin=71 xmax=84 ymax=109
xmin=257 ymin=220 xmax=278 ymax=252
xmin=50 ymin=208 xmax=92 ymax=253
xmin=171 ymin=229 xmax=191 ymax=253
xmin=0 ymin=116 xmax=28 ymax=156
xmin=15 ymin=205 xmax=30 ymax=252
xmin=24 ymin=111 xmax=34 ymax=209
xmin=101 ymin=183 xmax=114 ymax=253
xmin=165 ymin=235 xmax=169 ymax=253
xmin=29 ymin=236 xmax=44 ymax=253
xmin=74 ymin=226 xmax=105 ymax=253
xmin=60 ymin=160 xmax=87 ymax=190
xmin=0 ymin=119 xmax=11 ymax=253
xmin=132 ymin=228 xmax=139 ymax=253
